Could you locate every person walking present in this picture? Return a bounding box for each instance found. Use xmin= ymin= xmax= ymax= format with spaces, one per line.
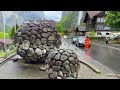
xmin=105 ymin=37 xmax=109 ymax=44
xmin=84 ymin=36 xmax=90 ymax=51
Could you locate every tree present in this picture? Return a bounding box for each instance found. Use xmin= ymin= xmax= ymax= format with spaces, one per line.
xmin=0 ymin=31 xmax=10 ymax=38
xmin=58 ymin=11 xmax=78 ymax=30
xmin=8 ymin=27 xmax=15 ymax=38
xmin=105 ymin=11 xmax=120 ymax=31
xmin=56 ymin=22 xmax=64 ymax=33
xmin=8 ymin=24 xmax=19 ymax=38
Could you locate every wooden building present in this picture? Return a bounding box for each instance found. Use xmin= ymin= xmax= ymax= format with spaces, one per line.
xmin=83 ymin=11 xmax=111 ymax=32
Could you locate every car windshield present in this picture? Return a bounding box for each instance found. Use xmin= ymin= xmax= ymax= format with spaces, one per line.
xmin=79 ymin=37 xmax=85 ymax=41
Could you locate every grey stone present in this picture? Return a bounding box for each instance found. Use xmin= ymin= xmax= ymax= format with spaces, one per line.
xmin=33 ymin=43 xmax=37 ymax=49
xmin=30 ymin=35 xmax=36 ymax=43
xmin=29 ymin=23 xmax=36 ymax=27
xmin=15 ymin=43 xmax=19 ymax=47
xmin=37 ymin=34 xmax=41 ymax=39
xmin=69 ymin=57 xmax=75 ymax=64
xmin=57 ymin=76 xmax=62 ymax=79
xmin=60 ymin=54 xmax=68 ymax=61
xmin=63 ymin=60 xmax=70 ymax=67
xmin=49 ymin=60 xmax=55 ymax=68
xmin=22 ymin=24 xmax=30 ymax=31
xmin=73 ymin=72 xmax=77 ymax=78
xmin=65 ymin=65 xmax=70 ymax=72
xmin=35 ymin=39 xmax=41 ymax=45
xmin=61 ymin=67 xmax=67 ymax=74
xmin=75 ymin=64 xmax=79 ymax=73
xmin=48 ymin=52 xmax=56 ymax=60
xmin=31 ymin=30 xmax=37 ymax=36
xmin=42 ymin=49 xmax=46 ymax=55
xmin=62 ymin=52 xmax=70 ymax=57
xmin=66 ymin=71 xmax=72 ymax=77
xmin=39 ymin=66 xmax=47 ymax=71
xmin=53 ymin=71 xmax=58 ymax=78
xmin=25 ymin=31 xmax=31 ymax=36
xmin=71 ymin=53 xmax=77 ymax=59
xmin=54 ymin=50 xmax=59 ymax=54
xmin=27 ymin=53 xmax=32 ymax=56
xmin=48 ymin=36 xmax=55 ymax=41
xmin=22 ymin=40 xmax=30 ymax=50
xmin=65 ymin=76 xmax=75 ymax=79
xmin=31 ymin=26 xmax=36 ymax=31
xmin=55 ymin=61 xmax=62 ymax=66
xmin=52 ymin=66 xmax=61 ymax=71
xmin=54 ymin=53 xmax=61 ymax=60
xmin=35 ymin=48 xmax=42 ymax=56
xmin=41 ymin=38 xmax=47 ymax=44
xmin=49 ymin=68 xmax=53 ymax=73
xmin=70 ymin=63 xmax=75 ymax=73
xmin=28 ymin=48 xmax=35 ymax=55
xmin=18 ymin=32 xmax=22 ymax=36
xmin=59 ymin=49 xmax=64 ymax=54
xmin=67 ymin=49 xmax=74 ymax=54
xmin=48 ymin=73 xmax=54 ymax=79
xmin=58 ymin=71 xmax=63 ymax=77
xmin=22 ymin=35 xmax=29 ymax=40
xmin=41 ymin=33 xmax=49 ymax=38
xmin=43 ymin=28 xmax=48 ymax=32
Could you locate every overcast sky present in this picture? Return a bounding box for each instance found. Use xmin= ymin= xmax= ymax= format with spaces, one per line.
xmin=44 ymin=11 xmax=62 ymax=21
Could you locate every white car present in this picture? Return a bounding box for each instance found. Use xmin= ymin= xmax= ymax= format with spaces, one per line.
xmin=72 ymin=36 xmax=79 ymax=43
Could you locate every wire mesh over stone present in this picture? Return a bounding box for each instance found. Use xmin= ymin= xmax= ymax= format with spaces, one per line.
xmin=46 ymin=49 xmax=80 ymax=79
xmin=14 ymin=20 xmax=62 ymax=63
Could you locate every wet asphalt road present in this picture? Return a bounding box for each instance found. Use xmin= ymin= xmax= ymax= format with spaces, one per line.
xmin=74 ymin=43 xmax=120 ymax=74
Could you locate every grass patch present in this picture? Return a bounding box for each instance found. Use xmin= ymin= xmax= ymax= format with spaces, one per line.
xmin=0 ymin=45 xmax=15 ymax=58
xmin=0 ymin=52 xmax=5 ymax=58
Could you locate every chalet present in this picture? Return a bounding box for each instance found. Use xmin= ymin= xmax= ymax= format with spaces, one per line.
xmin=75 ymin=26 xmax=86 ymax=36
xmin=0 ymin=39 xmax=13 ymax=51
xmin=83 ymin=11 xmax=112 ymax=37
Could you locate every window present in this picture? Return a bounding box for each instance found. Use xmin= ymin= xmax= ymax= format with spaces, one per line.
xmin=101 ymin=18 xmax=104 ymax=22
xmin=97 ymin=32 xmax=101 ymax=35
xmin=97 ymin=17 xmax=104 ymax=22
xmin=106 ymin=33 xmax=109 ymax=35
xmin=97 ymin=18 xmax=100 ymax=22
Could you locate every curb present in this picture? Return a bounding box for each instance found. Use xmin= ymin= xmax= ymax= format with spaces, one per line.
xmin=0 ymin=53 xmax=17 ymax=66
xmin=73 ymin=45 xmax=101 ymax=73
xmin=79 ymin=60 xmax=101 ymax=74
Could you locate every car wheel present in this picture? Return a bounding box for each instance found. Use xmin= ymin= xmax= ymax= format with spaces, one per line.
xmin=89 ymin=44 xmax=91 ymax=47
xmin=76 ymin=43 xmax=79 ymax=47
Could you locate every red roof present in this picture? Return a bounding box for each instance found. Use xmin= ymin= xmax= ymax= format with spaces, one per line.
xmin=0 ymin=39 xmax=13 ymax=44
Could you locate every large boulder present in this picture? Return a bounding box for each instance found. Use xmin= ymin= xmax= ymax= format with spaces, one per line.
xmin=46 ymin=49 xmax=80 ymax=79
xmin=14 ymin=20 xmax=61 ymax=63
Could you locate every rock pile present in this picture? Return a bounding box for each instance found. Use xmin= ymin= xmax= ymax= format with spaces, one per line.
xmin=46 ymin=49 xmax=80 ymax=79
xmin=14 ymin=20 xmax=61 ymax=63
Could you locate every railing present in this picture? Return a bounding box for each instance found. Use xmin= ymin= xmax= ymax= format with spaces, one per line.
xmin=89 ymin=37 xmax=106 ymax=44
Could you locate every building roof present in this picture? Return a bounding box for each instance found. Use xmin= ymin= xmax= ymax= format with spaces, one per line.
xmin=76 ymin=26 xmax=86 ymax=31
xmin=83 ymin=11 xmax=103 ymax=23
xmin=0 ymin=39 xmax=13 ymax=45
xmin=87 ymin=11 xmax=103 ymax=18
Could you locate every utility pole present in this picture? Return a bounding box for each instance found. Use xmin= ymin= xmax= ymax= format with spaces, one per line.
xmin=14 ymin=11 xmax=18 ymax=33
xmin=2 ymin=11 xmax=6 ymax=52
